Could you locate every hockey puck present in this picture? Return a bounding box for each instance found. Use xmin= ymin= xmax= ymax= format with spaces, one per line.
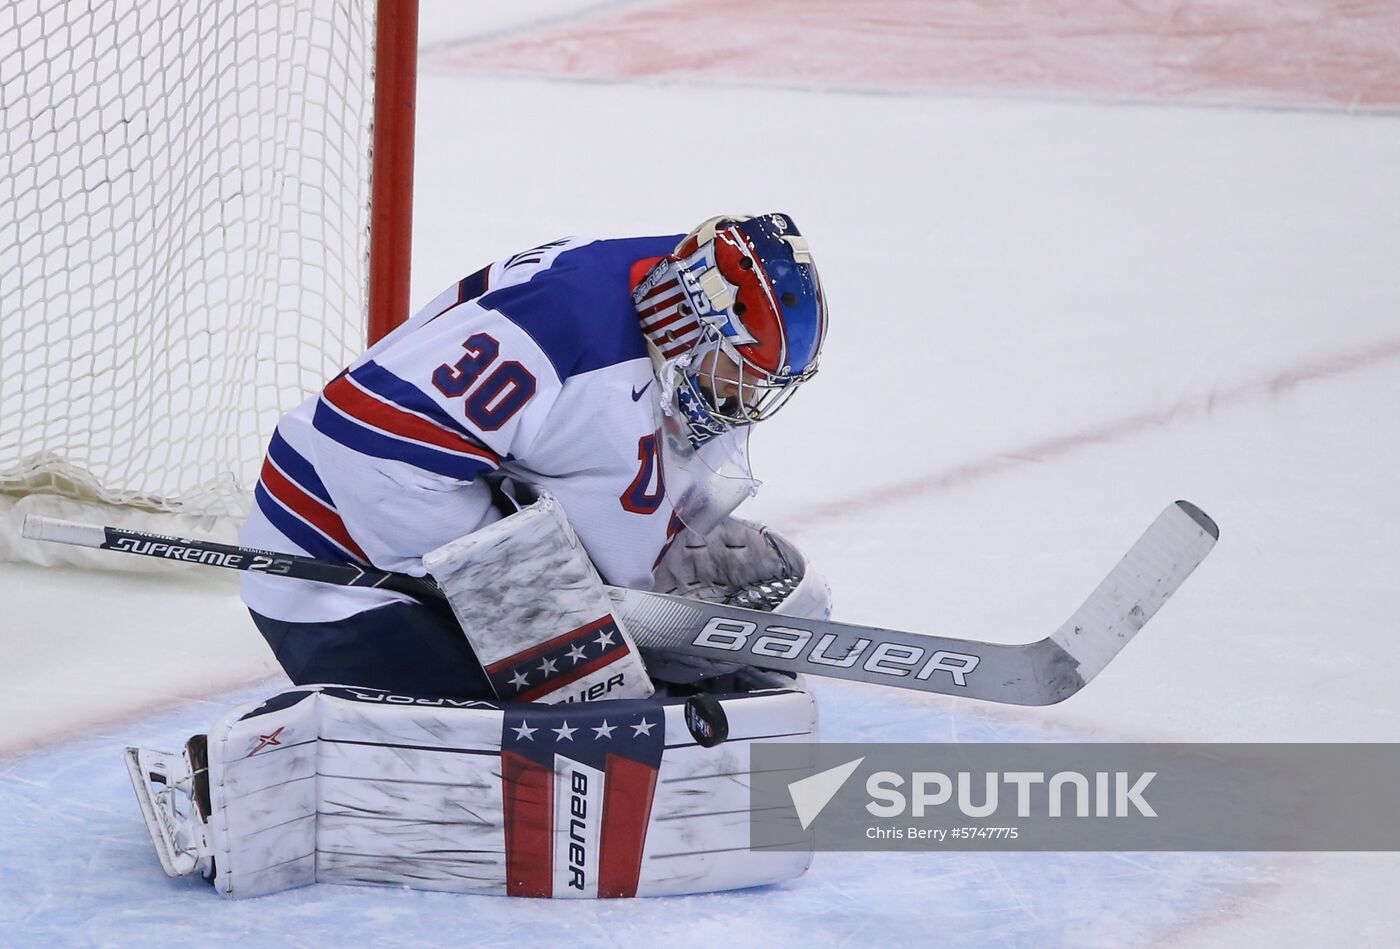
xmin=683 ymin=693 xmax=729 ymax=748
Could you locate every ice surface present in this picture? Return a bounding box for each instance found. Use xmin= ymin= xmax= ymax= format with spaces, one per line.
xmin=0 ymin=682 xmax=1261 ymax=948
xmin=3 ymin=1 xmax=1399 ymax=945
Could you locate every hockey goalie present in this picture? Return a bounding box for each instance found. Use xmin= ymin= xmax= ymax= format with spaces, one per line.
xmin=126 ymin=213 xmax=835 ymax=898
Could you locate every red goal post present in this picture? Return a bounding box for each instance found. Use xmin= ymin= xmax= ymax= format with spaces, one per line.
xmin=0 ymin=0 xmax=420 ymax=567
xmin=368 ymin=0 xmax=418 ymax=347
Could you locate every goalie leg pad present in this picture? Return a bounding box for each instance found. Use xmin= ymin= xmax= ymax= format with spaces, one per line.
xmin=423 ymin=494 xmax=653 ymax=703
xmin=184 ymin=683 xmax=815 ymax=899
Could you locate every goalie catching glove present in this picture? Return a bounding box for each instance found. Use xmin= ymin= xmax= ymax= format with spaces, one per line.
xmin=647 ymin=515 xmax=832 ymax=684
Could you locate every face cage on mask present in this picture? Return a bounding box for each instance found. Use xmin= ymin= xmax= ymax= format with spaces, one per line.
xmin=667 ymin=328 xmax=818 ymax=446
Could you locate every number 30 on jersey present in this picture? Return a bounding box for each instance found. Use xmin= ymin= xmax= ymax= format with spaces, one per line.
xmin=431 ymin=333 xmax=536 ymax=431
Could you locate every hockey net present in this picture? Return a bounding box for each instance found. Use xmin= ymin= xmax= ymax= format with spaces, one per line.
xmin=0 ymin=1 xmax=409 ymax=568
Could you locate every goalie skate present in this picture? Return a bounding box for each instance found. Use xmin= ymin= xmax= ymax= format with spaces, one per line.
xmin=124 ymin=737 xmax=213 ymax=879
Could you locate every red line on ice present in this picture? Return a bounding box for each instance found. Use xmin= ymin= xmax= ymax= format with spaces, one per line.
xmin=782 ymin=337 xmax=1400 ymax=530
xmin=424 ymin=0 xmax=1400 ymax=110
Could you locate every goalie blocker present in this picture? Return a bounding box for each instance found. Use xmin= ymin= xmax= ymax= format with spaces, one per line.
xmin=422 ymin=494 xmax=655 ymax=704
xmin=127 ymin=681 xmax=815 ymax=899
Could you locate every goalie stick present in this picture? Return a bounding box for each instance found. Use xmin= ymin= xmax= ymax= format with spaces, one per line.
xmin=22 ymin=501 xmax=1217 ymax=705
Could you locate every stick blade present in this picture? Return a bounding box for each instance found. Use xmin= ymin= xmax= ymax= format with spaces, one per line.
xmin=1174 ymin=499 xmax=1220 ymax=540
xmin=1041 ymin=500 xmax=1219 ymax=701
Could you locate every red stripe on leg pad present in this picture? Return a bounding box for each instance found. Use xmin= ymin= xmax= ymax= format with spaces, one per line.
xmin=598 ymin=754 xmax=658 ymax=898
xmin=502 ymin=750 xmax=555 ymax=898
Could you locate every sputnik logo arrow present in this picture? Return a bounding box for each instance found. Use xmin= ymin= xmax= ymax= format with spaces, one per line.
xmin=787 ymin=757 xmax=864 ymax=830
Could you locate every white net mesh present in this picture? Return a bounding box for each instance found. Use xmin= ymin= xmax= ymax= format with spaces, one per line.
xmin=0 ymin=0 xmax=375 ymax=558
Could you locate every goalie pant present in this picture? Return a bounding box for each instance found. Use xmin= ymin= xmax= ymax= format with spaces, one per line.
xmin=250 ymin=492 xmax=661 ymax=704
xmin=135 ymin=683 xmax=815 ymax=899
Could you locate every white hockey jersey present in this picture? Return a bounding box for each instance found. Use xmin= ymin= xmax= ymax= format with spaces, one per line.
xmin=240 ymin=234 xmax=687 ymax=624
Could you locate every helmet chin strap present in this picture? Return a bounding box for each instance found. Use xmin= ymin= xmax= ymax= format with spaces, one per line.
xmin=652 ymin=350 xmax=686 ymax=411
xmin=655 ymin=349 xmax=733 ymax=449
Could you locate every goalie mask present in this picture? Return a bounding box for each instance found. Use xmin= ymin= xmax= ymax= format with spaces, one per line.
xmin=632 ymin=213 xmax=828 ymax=533
xmin=632 ymin=212 xmax=828 ymax=448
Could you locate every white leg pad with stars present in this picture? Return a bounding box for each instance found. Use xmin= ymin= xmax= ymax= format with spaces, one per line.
xmin=423 ymin=494 xmax=653 ymax=703
xmin=183 ymin=683 xmax=815 ymax=898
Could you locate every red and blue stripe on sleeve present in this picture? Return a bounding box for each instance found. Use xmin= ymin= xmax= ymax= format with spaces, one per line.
xmin=312 ymin=361 xmax=502 ymax=481
xmin=254 ymin=430 xmax=369 ymax=564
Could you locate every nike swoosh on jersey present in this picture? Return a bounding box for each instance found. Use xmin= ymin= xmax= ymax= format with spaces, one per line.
xmin=631 ymin=381 xmax=652 ymax=401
